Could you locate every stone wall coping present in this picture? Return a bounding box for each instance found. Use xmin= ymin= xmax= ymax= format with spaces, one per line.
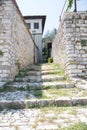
xmin=59 ymin=11 xmax=87 ymax=23
xmin=63 ymin=11 xmax=87 ymax=20
xmin=54 ymin=11 xmax=87 ymax=42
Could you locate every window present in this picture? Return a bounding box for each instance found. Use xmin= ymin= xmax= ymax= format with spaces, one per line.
xmin=34 ymin=23 xmax=39 ymax=29
xmin=47 ymin=43 xmax=52 ymax=49
xmin=27 ymin=23 xmax=31 ymax=29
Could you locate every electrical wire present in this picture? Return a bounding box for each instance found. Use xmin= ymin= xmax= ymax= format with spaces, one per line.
xmin=60 ymin=0 xmax=67 ymax=21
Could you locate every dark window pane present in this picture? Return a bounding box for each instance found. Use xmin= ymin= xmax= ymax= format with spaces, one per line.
xmin=34 ymin=23 xmax=39 ymax=29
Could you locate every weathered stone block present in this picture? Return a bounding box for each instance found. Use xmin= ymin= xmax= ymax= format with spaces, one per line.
xmin=78 ymin=65 xmax=85 ymax=69
xmin=67 ymin=65 xmax=77 ymax=69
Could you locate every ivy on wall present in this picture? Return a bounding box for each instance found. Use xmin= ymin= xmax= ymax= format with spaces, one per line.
xmin=0 ymin=50 xmax=4 ymax=56
xmin=15 ymin=60 xmax=21 ymax=70
xmin=81 ymin=40 xmax=87 ymax=47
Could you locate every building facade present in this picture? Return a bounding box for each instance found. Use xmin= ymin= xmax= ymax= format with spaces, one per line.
xmin=24 ymin=16 xmax=46 ymax=62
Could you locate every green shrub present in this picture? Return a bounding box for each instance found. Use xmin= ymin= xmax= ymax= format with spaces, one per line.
xmin=0 ymin=50 xmax=4 ymax=56
xmin=15 ymin=60 xmax=21 ymax=70
xmin=81 ymin=40 xmax=87 ymax=47
xmin=43 ymin=85 xmax=51 ymax=90
xmin=42 ymin=48 xmax=48 ymax=55
xmin=48 ymin=58 xmax=53 ymax=63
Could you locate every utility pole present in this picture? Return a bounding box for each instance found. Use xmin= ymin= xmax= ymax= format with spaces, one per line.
xmin=74 ymin=0 xmax=77 ymax=12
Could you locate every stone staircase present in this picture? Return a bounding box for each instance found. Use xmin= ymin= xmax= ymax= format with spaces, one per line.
xmin=0 ymin=63 xmax=87 ymax=130
xmin=0 ymin=63 xmax=75 ymax=109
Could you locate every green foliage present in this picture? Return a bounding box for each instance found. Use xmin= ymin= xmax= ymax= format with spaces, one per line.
xmin=42 ymin=48 xmax=48 ymax=62
xmin=81 ymin=40 xmax=87 ymax=47
xmin=67 ymin=0 xmax=73 ymax=11
xmin=48 ymin=58 xmax=53 ymax=63
xmin=0 ymin=107 xmax=3 ymax=111
xmin=67 ymin=0 xmax=80 ymax=12
xmin=42 ymin=48 xmax=48 ymax=55
xmin=0 ymin=83 xmax=16 ymax=92
xmin=15 ymin=60 xmax=21 ymax=70
xmin=43 ymin=85 xmax=51 ymax=90
xmin=43 ymin=28 xmax=57 ymax=46
xmin=61 ymin=122 xmax=87 ymax=130
xmin=56 ymin=85 xmax=61 ymax=89
xmin=0 ymin=50 xmax=4 ymax=56
xmin=16 ymin=70 xmax=29 ymax=78
xmin=34 ymin=90 xmax=42 ymax=98
xmin=50 ymin=64 xmax=65 ymax=75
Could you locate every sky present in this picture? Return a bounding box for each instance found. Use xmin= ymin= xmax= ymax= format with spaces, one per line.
xmin=16 ymin=0 xmax=87 ymax=35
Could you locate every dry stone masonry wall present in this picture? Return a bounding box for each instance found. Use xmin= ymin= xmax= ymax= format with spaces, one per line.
xmin=0 ymin=0 xmax=38 ymax=86
xmin=52 ymin=12 xmax=87 ymax=80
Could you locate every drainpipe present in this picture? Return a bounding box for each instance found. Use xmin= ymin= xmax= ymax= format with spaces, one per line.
xmin=33 ymin=34 xmax=35 ymax=64
xmin=33 ymin=33 xmax=36 ymax=64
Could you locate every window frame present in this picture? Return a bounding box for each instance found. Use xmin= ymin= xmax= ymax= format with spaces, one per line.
xmin=27 ymin=23 xmax=31 ymax=29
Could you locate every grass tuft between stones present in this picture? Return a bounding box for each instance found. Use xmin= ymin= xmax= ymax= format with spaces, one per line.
xmin=61 ymin=122 xmax=87 ymax=130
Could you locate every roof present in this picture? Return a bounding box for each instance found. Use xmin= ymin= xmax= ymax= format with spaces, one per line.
xmin=24 ymin=15 xmax=46 ymax=33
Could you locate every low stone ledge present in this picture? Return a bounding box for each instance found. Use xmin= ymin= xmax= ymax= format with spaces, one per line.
xmin=2 ymin=82 xmax=74 ymax=91
xmin=54 ymin=98 xmax=72 ymax=106
xmin=15 ymin=75 xmax=65 ymax=82
xmin=72 ymin=98 xmax=87 ymax=106
xmin=0 ymin=98 xmax=87 ymax=109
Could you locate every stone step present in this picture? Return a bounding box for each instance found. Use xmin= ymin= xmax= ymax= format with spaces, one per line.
xmin=25 ymin=67 xmax=56 ymax=72
xmin=0 ymin=84 xmax=86 ymax=109
xmin=21 ymin=64 xmax=60 ymax=72
xmin=0 ymin=63 xmax=87 ymax=130
xmin=15 ymin=75 xmax=65 ymax=82
xmin=19 ymin=69 xmax=63 ymax=76
xmin=7 ymin=81 xmax=74 ymax=90
xmin=0 ymin=97 xmax=87 ymax=109
xmin=0 ymin=87 xmax=86 ymax=101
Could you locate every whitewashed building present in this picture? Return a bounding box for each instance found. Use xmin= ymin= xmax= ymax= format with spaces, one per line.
xmin=24 ymin=15 xmax=46 ymax=62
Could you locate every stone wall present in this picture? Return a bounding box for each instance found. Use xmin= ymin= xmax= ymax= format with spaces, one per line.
xmin=0 ymin=0 xmax=38 ymax=86
xmin=52 ymin=12 xmax=87 ymax=79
